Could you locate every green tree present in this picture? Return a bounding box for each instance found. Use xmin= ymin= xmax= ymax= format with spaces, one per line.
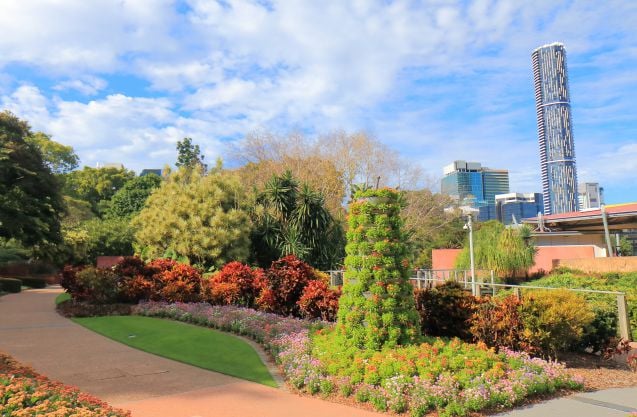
xmin=61 ymin=166 xmax=135 ymax=213
xmin=106 ymin=174 xmax=162 ymax=218
xmin=250 ymin=171 xmax=345 ymax=270
xmin=176 ymin=137 xmax=205 ymax=168
xmin=401 ymin=189 xmax=465 ymax=268
xmin=336 ymin=188 xmax=421 ymax=350
xmin=618 ymin=236 xmax=633 ymax=256
xmin=0 ymin=111 xmax=64 ymax=247
xmin=61 ymin=196 xmax=95 ymax=227
xmin=26 ymin=132 xmax=79 ymax=174
xmin=62 ymin=217 xmax=134 ymax=264
xmin=132 ymin=166 xmax=251 ymax=269
xmin=455 ymin=221 xmax=536 ymax=279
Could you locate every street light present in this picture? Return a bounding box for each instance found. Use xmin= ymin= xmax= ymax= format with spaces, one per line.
xmin=463 ymin=214 xmax=476 ymax=296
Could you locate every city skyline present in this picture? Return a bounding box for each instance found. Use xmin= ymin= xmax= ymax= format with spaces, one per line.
xmin=0 ymin=1 xmax=636 ymax=203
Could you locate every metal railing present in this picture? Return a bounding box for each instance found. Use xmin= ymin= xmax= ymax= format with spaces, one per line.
xmin=324 ymin=268 xmax=633 ymax=341
xmin=413 ymin=270 xmax=632 ymax=342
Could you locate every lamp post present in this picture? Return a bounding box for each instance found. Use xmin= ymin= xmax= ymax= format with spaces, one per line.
xmin=465 ymin=214 xmax=477 ymax=296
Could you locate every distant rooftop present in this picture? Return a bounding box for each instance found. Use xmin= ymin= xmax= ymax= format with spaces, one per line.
xmin=532 ymin=42 xmax=565 ymax=53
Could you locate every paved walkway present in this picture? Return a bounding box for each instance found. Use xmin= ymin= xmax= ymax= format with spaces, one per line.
xmin=1 ymin=288 xmax=635 ymax=417
xmin=0 ymin=288 xmax=383 ymax=417
xmin=495 ymin=387 xmax=637 ymax=416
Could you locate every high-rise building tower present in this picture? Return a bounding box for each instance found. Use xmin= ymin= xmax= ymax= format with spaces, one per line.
xmin=441 ymin=160 xmax=509 ymax=221
xmin=578 ymin=182 xmax=604 ymax=210
xmin=532 ymin=42 xmax=578 ymax=215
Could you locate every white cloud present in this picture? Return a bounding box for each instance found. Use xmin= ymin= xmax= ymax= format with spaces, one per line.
xmin=0 ymin=0 xmax=177 ymax=73
xmin=1 ymin=85 xmax=51 ymax=127
xmin=53 ymin=77 xmax=107 ymax=96
xmin=1 ymin=86 xmax=225 ymax=170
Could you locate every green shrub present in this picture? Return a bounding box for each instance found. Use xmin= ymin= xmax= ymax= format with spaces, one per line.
xmin=525 ymin=271 xmax=637 ymax=340
xmin=74 ymin=267 xmax=121 ymax=304
xmin=0 ymin=278 xmax=22 ymax=293
xmin=519 ymin=289 xmax=595 ymax=358
xmin=578 ymin=303 xmax=617 ymax=353
xmin=414 ymin=282 xmax=476 ymax=340
xmin=17 ymin=276 xmax=47 ymax=289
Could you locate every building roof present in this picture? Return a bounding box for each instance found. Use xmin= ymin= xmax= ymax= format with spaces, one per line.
xmin=523 ymin=202 xmax=637 ymax=231
xmin=532 ymin=42 xmax=565 ymax=53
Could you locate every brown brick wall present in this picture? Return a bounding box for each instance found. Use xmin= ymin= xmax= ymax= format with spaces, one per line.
xmin=556 ymin=256 xmax=637 ymax=273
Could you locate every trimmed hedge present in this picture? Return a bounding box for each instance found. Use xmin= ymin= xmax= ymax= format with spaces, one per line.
xmin=15 ymin=276 xmax=47 ymax=289
xmin=0 ymin=278 xmax=22 ymax=293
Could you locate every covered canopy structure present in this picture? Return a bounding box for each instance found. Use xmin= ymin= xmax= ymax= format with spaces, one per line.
xmin=524 ymin=202 xmax=637 ymax=232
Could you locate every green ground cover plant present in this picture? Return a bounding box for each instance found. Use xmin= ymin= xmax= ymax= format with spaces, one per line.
xmin=55 ymin=291 xmax=71 ymax=304
xmin=74 ymin=315 xmax=277 ymax=387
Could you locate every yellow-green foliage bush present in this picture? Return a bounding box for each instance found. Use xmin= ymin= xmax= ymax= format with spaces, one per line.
xmin=132 ymin=167 xmax=251 ymax=269
xmin=519 ymin=289 xmax=594 ymax=358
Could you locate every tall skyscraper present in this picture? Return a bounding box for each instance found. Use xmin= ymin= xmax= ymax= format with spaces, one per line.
xmin=532 ymin=42 xmax=578 ymax=215
xmin=441 ymin=160 xmax=509 ymax=221
xmin=578 ymin=182 xmax=604 ymax=210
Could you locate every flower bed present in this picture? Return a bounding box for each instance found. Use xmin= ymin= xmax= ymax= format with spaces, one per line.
xmin=133 ymin=302 xmax=583 ymax=417
xmin=0 ymin=352 xmax=130 ymax=417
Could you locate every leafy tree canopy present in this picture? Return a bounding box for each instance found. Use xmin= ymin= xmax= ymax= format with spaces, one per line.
xmin=250 ymin=170 xmax=345 ymax=270
xmin=26 ymin=132 xmax=79 ymax=174
xmin=455 ymin=221 xmax=536 ymax=279
xmin=132 ymin=166 xmax=251 ymax=269
xmin=0 ymin=111 xmax=64 ymax=247
xmin=60 ymin=166 xmax=135 ymax=213
xmin=61 ymin=196 xmax=96 ymax=228
xmin=106 ymin=173 xmax=162 ymax=218
xmin=401 ymin=189 xmax=465 ymax=268
xmin=176 ymin=137 xmax=205 ymax=169
xmin=62 ymin=217 xmax=134 ymax=265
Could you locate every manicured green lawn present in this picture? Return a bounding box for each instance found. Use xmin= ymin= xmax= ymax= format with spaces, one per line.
xmin=73 ymin=315 xmax=277 ymax=387
xmin=55 ymin=292 xmax=71 ymax=304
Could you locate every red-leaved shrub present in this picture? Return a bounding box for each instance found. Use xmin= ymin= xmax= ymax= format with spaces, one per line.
xmin=204 ymin=262 xmax=263 ymax=307
xmin=115 ymin=256 xmax=153 ymax=302
xmin=147 ymin=259 xmax=202 ymax=303
xmin=297 ymin=280 xmax=341 ymax=321
xmin=256 ymin=255 xmax=319 ymax=316
xmin=414 ymin=282 xmax=477 ymax=340
xmin=469 ymin=295 xmax=534 ymax=353
xmin=113 ymin=256 xmax=147 ymax=279
xmin=59 ymin=265 xmax=88 ymax=300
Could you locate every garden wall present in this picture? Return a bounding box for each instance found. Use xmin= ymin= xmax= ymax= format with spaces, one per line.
xmin=431 ymin=249 xmax=462 ymax=270
xmin=555 ymin=256 xmax=637 ymax=273
xmin=96 ymin=256 xmax=125 ymax=269
xmin=529 ymin=245 xmax=596 ymax=274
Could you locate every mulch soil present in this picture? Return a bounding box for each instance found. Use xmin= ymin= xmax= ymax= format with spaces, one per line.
xmin=562 ymin=352 xmax=637 ymax=390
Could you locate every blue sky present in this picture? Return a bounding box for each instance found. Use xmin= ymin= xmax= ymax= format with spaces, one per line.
xmin=1 ymin=0 xmax=636 ymax=203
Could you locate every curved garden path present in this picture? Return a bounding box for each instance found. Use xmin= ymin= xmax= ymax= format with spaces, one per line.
xmin=0 ymin=288 xmax=384 ymax=417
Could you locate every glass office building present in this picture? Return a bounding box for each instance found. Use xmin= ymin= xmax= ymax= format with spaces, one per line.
xmin=441 ymin=160 xmax=510 ymax=221
xmin=495 ymin=193 xmax=544 ymax=225
xmin=532 ymin=42 xmax=579 ymax=215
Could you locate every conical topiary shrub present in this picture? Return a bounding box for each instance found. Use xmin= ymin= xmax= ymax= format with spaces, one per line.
xmin=336 ymin=188 xmax=420 ymax=350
